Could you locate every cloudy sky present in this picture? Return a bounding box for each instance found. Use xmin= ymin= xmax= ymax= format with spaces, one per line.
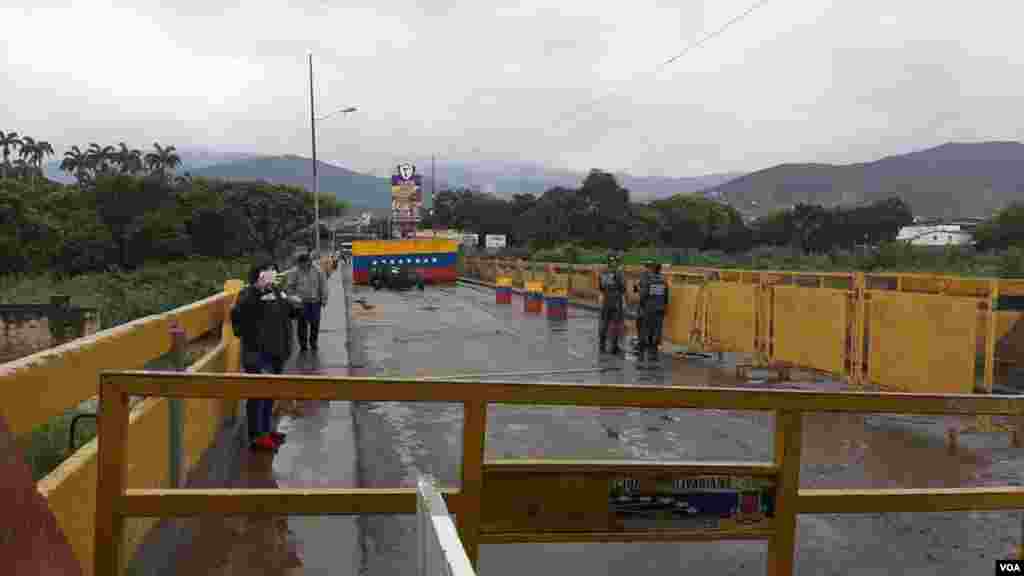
xmin=3 ymin=0 xmax=1024 ymax=178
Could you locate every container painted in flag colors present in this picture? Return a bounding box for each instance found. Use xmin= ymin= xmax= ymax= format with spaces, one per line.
xmin=545 ymin=286 xmax=568 ymax=320
xmin=496 ymin=277 xmax=512 ymax=304
xmin=351 ymin=239 xmax=458 ymax=284
xmin=525 ymin=281 xmax=544 ymax=314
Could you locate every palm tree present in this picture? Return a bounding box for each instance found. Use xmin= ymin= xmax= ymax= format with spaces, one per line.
xmin=60 ymin=145 xmax=91 ymax=184
xmin=32 ymin=140 xmax=54 ymax=172
xmin=0 ymin=131 xmax=21 ymax=180
xmin=11 ymin=158 xmax=31 ymax=180
xmin=17 ymin=136 xmax=38 ymax=183
xmin=87 ymin=143 xmax=116 ymax=175
xmin=115 ymin=142 xmax=143 ymax=175
xmin=16 ymin=137 xmax=53 ymax=189
xmin=145 ymin=142 xmax=181 ymax=182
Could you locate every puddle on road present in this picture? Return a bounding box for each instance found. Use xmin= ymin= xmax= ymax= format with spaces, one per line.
xmin=801 ymin=412 xmax=991 ymax=489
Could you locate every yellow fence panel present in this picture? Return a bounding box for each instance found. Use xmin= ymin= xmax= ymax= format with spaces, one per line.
xmin=867 ymin=292 xmax=978 ymax=393
xmin=38 ymin=397 xmax=170 ymax=576
xmin=705 ymin=282 xmax=758 ymax=355
xmin=772 ymin=286 xmax=848 ymax=375
xmin=663 ymin=283 xmax=705 ymax=348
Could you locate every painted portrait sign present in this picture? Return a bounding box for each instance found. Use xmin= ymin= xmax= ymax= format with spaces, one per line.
xmin=391 ymin=163 xmax=423 ymax=224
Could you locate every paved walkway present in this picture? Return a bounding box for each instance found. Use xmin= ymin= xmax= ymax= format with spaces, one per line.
xmin=130 ymin=267 xmax=359 ymax=576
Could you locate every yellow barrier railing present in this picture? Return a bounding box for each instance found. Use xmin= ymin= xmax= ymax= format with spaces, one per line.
xmin=3 ymin=279 xmax=245 ymax=575
xmin=463 ymin=258 xmax=1024 ymax=391
xmin=95 ymin=371 xmax=1024 ymax=576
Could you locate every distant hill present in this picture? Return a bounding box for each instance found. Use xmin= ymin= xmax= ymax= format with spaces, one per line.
xmin=700 ymin=142 xmax=1024 ymax=219
xmin=411 ymin=158 xmax=743 ymax=202
xmin=191 ymin=154 xmax=391 ymax=211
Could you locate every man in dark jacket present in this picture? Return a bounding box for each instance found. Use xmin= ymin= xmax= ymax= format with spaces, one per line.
xmin=598 ymin=253 xmax=625 ymax=355
xmin=231 ymin=262 xmax=297 ymax=451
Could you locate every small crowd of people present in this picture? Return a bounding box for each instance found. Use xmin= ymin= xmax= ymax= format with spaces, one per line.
xmin=229 ymin=252 xmax=330 ymax=452
xmin=597 ymin=254 xmax=669 ymax=361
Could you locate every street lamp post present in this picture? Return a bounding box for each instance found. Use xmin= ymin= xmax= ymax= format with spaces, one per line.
xmin=308 ymin=51 xmax=357 ymax=257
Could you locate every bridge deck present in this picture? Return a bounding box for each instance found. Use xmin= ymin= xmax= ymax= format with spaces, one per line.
xmin=128 ymin=267 xmax=1024 ymax=575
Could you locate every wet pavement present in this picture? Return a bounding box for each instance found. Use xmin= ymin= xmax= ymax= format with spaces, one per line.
xmin=143 ymin=266 xmax=1024 ymax=575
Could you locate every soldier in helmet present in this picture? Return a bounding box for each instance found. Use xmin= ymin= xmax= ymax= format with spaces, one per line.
xmin=598 ymin=253 xmax=626 ymax=354
xmin=635 ymin=259 xmax=669 ymax=360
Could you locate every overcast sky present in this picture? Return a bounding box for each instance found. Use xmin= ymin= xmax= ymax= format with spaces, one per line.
xmin=4 ymin=0 xmax=1024 ymax=178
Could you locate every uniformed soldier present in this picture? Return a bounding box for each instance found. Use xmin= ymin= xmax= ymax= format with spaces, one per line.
xmin=598 ymin=253 xmax=626 ymax=354
xmin=632 ymin=259 xmax=652 ymax=355
xmin=636 ymin=259 xmax=669 ymax=360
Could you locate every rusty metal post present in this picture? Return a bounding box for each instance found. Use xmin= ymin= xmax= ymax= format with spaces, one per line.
xmin=168 ymin=321 xmax=187 ymax=488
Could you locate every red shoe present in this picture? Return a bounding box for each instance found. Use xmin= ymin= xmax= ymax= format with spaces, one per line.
xmin=251 ymin=434 xmax=277 ymax=451
xmin=271 ymin=431 xmax=287 ymax=445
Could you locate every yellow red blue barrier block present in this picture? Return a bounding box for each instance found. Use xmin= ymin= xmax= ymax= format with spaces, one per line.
xmin=525 ymin=281 xmax=544 ymax=314
xmin=545 ymin=286 xmax=568 ymax=320
xmin=496 ymin=277 xmax=512 ymax=304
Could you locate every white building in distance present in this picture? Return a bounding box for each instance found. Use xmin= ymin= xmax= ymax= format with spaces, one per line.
xmin=896 ymin=219 xmax=980 ymax=247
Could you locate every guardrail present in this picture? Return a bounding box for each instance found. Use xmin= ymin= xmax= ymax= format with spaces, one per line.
xmin=464 ymin=257 xmax=1024 ymax=396
xmin=1 ymin=278 xmax=247 ymax=575
xmin=95 ymin=370 xmax=1024 ymax=575
xmin=418 ymin=475 xmax=477 ymax=576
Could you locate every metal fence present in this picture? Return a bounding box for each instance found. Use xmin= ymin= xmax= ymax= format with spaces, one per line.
xmin=417 ymin=475 xmax=477 ymax=576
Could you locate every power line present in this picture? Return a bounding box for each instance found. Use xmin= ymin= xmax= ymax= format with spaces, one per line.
xmin=550 ymin=0 xmax=774 ymax=136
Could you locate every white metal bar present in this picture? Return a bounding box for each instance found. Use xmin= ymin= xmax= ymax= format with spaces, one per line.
xmin=418 ymin=475 xmax=476 ymax=576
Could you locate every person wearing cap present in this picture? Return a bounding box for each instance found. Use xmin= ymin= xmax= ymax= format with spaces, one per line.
xmin=598 ymin=253 xmax=626 ymax=354
xmin=288 ymin=252 xmax=329 ymax=351
xmin=230 ymin=261 xmax=298 ymax=451
xmin=635 ymin=259 xmax=669 ymax=360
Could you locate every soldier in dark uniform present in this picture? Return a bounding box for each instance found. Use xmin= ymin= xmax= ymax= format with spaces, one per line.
xmin=636 ymin=260 xmax=669 ymax=360
xmin=598 ymin=253 xmax=626 ymax=354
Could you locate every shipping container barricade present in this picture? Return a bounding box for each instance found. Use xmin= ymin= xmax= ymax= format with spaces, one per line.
xmin=95 ymin=371 xmax=1024 ymax=576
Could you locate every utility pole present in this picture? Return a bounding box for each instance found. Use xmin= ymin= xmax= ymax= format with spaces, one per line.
xmin=308 ymin=52 xmax=319 ymax=257
xmin=432 ymin=154 xmax=437 ymax=231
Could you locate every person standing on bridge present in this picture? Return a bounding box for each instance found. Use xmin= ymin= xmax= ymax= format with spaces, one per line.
xmin=288 ymin=252 xmax=329 ymax=351
xmin=598 ymin=253 xmax=626 ymax=355
xmin=635 ymin=259 xmax=669 ymax=361
xmin=232 ymin=262 xmax=297 ymax=451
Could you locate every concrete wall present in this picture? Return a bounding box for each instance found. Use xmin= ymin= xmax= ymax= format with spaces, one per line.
xmin=0 ymin=301 xmax=100 ymax=363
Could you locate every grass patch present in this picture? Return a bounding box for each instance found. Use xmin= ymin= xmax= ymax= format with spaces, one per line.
xmin=0 ymin=256 xmax=251 ymax=329
xmin=3 ymin=257 xmax=245 ymax=481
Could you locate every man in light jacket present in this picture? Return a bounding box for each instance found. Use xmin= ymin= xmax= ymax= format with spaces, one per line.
xmin=288 ymin=252 xmax=329 ymax=351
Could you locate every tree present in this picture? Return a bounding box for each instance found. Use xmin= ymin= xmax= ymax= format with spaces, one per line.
xmin=92 ymin=173 xmax=171 ymax=268
xmin=0 ymin=131 xmax=21 ymax=180
xmin=145 ymin=142 xmax=182 ymax=182
xmin=116 ymin=142 xmax=144 ymax=175
xmin=87 ymin=143 xmax=116 ymax=176
xmin=975 ymin=203 xmax=1024 ymax=251
xmin=224 ymin=182 xmax=314 ymax=258
xmin=60 ymin=145 xmax=91 ymax=184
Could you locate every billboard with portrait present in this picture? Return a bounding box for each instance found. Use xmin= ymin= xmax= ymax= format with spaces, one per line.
xmin=391 ymin=163 xmax=423 ymax=225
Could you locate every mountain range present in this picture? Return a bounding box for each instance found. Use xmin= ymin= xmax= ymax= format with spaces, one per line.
xmin=701 ymin=141 xmax=1024 ymax=219
xmin=40 ymin=141 xmax=1024 ymax=220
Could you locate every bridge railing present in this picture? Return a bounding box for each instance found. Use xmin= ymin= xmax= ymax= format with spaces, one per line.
xmin=1 ymin=278 xmax=247 ymax=575
xmin=95 ymin=370 xmax=1024 ymax=576
xmin=418 ymin=475 xmax=477 ymax=576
